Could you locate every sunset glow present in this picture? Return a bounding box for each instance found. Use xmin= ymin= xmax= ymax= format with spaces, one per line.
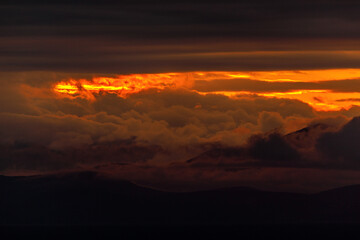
xmin=54 ymin=69 xmax=360 ymax=111
xmin=6 ymin=2 xmax=360 ymax=225
xmin=54 ymin=73 xmax=185 ymax=98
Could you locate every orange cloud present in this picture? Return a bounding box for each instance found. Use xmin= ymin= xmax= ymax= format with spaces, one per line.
xmin=53 ymin=69 xmax=360 ymax=111
xmin=54 ymin=73 xmax=190 ymax=99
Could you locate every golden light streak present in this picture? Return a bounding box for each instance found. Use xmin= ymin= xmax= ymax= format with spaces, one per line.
xmin=53 ymin=69 xmax=360 ymax=111
xmin=249 ymin=69 xmax=360 ymax=82
xmin=259 ymin=91 xmax=360 ymax=111
xmin=54 ymin=73 xmax=189 ymax=98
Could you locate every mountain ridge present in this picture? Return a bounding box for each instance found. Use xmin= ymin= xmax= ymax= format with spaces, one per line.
xmin=1 ymin=171 xmax=360 ymax=225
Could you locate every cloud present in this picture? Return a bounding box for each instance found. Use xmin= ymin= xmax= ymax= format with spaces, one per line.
xmin=316 ymin=116 xmax=360 ymax=168
xmin=2 ymin=2 xmax=360 ymax=193
xmin=184 ymin=115 xmax=356 ymax=171
xmin=3 ymin=3 xmax=360 ymax=73
xmin=0 ymin=89 xmax=314 ymax=150
xmin=0 ymin=75 xmax=359 ymax=192
xmin=247 ymin=133 xmax=301 ymax=163
xmin=257 ymin=111 xmax=284 ymax=132
xmin=0 ymin=72 xmax=357 ymax=169
xmin=0 ymin=74 xmax=321 ymax=175
xmin=5 ymin=51 xmax=360 ymax=73
xmin=193 ymin=78 xmax=360 ymax=93
xmin=336 ymin=98 xmax=360 ymax=102
xmin=4 ymin=2 xmax=360 ymax=40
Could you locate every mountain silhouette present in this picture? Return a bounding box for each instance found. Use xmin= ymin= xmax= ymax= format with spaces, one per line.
xmin=1 ymin=171 xmax=360 ymax=225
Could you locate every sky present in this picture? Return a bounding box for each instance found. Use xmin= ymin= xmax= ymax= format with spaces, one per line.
xmin=2 ymin=1 xmax=360 ymax=192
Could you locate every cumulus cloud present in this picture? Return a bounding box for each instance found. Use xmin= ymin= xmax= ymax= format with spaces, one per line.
xmin=0 ymin=73 xmax=352 ymax=158
xmin=0 ymin=71 xmax=360 ymax=193
xmin=0 ymin=72 xmax=317 ymax=174
xmin=185 ymin=115 xmax=360 ymax=173
xmin=0 ymin=83 xmax=319 ymax=151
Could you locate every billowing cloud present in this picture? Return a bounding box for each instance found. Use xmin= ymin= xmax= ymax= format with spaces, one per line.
xmin=0 ymin=70 xmax=360 ymax=192
xmin=2 ymin=2 xmax=360 ymax=194
xmin=185 ymin=115 xmax=360 ymax=172
xmin=0 ymin=89 xmax=315 ymax=150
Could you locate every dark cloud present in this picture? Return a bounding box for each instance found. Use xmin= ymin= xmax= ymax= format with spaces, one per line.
xmin=2 ymin=2 xmax=360 ymax=73
xmin=183 ymin=116 xmax=360 ymax=173
xmin=186 ymin=132 xmax=304 ymax=170
xmin=316 ymin=116 xmax=360 ymax=168
xmin=4 ymin=50 xmax=360 ymax=73
xmin=3 ymin=2 xmax=360 ymax=38
xmin=247 ymin=133 xmax=301 ymax=163
xmin=285 ymin=122 xmax=340 ymax=149
xmin=313 ymin=97 xmax=324 ymax=103
xmin=0 ymin=139 xmax=159 ymax=171
xmin=336 ymin=98 xmax=360 ymax=102
xmin=186 ymin=115 xmax=360 ymax=173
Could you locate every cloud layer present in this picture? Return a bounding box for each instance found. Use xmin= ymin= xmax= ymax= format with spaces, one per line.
xmin=3 ymin=2 xmax=360 ymax=73
xmin=3 ymin=1 xmax=360 ymax=191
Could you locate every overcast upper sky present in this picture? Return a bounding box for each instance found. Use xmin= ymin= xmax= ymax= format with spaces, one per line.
xmin=3 ymin=1 xmax=360 ymax=73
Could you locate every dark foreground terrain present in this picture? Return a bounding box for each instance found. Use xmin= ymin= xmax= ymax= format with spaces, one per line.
xmin=1 ymin=171 xmax=360 ymax=225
